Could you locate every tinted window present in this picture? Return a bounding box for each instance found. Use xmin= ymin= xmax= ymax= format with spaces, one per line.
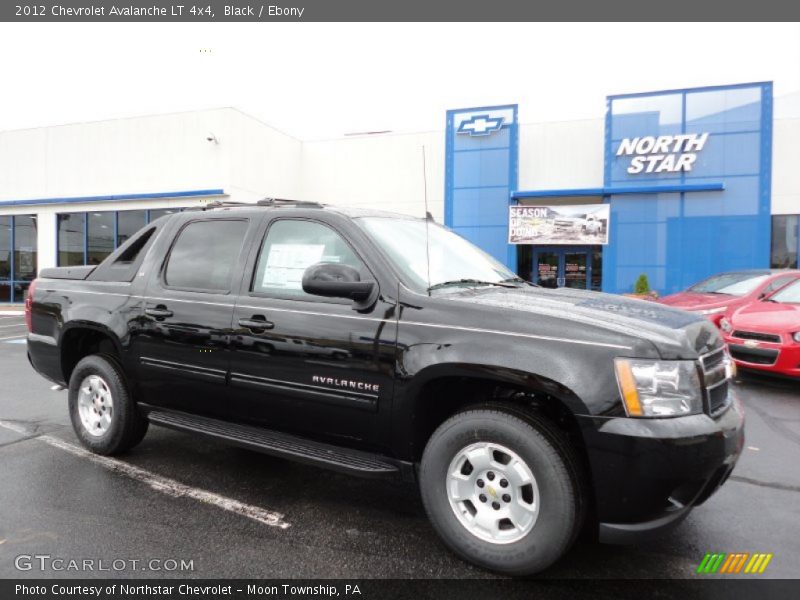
xmin=165 ymin=220 xmax=248 ymax=292
xmin=253 ymin=220 xmax=365 ymax=299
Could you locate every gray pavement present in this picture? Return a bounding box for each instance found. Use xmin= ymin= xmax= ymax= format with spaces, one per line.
xmin=0 ymin=314 xmax=798 ymax=579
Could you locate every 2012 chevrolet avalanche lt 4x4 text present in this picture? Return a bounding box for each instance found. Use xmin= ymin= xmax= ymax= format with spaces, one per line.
xmin=26 ymin=199 xmax=744 ymax=575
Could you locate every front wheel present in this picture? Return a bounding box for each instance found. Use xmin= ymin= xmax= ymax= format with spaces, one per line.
xmin=68 ymin=354 xmax=148 ymax=455
xmin=419 ymin=407 xmax=585 ymax=575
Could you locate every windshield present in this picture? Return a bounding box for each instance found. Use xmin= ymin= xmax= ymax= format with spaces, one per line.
xmin=357 ymin=217 xmax=518 ymax=291
xmin=688 ymin=272 xmax=770 ymax=296
xmin=769 ymin=279 xmax=800 ymax=304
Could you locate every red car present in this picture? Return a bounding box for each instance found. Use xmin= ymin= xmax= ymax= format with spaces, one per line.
xmin=657 ymin=270 xmax=800 ymax=327
xmin=721 ymin=278 xmax=800 ymax=378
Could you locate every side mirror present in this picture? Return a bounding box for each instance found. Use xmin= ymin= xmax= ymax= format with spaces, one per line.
xmin=302 ymin=263 xmax=378 ymax=308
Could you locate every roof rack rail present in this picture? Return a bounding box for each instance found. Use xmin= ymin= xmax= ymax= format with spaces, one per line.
xmin=187 ymin=201 xmax=250 ymax=211
xmin=194 ymin=198 xmax=325 ymax=211
xmin=256 ymin=197 xmax=324 ymax=208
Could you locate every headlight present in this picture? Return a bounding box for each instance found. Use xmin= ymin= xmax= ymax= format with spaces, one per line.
xmin=794 ymin=332 xmax=800 ymax=343
xmin=720 ymin=318 xmax=732 ymax=333
xmin=699 ymin=306 xmax=727 ymax=315
xmin=614 ymin=358 xmax=703 ymax=418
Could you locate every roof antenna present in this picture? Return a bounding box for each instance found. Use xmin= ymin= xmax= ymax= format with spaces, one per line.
xmin=422 ymin=145 xmax=432 ymax=295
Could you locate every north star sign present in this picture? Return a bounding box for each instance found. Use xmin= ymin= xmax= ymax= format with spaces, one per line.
xmin=616 ymin=133 xmax=709 ymax=174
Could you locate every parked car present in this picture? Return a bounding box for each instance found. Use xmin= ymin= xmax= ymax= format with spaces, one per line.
xmin=26 ymin=199 xmax=743 ymax=576
xmin=657 ymin=270 xmax=800 ymax=327
xmin=720 ymin=278 xmax=800 ymax=378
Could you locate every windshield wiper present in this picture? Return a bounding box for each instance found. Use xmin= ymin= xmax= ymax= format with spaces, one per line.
xmin=428 ymin=278 xmax=518 ymax=291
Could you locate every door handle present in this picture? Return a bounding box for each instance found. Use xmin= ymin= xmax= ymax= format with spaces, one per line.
xmin=238 ymin=316 xmax=275 ymax=332
xmin=145 ymin=306 xmax=173 ymax=319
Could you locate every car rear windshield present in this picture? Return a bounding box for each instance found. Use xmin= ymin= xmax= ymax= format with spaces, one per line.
xmin=688 ymin=272 xmax=770 ymax=296
xmin=769 ymin=279 xmax=800 ymax=304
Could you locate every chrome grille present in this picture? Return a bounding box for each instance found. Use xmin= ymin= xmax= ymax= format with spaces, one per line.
xmin=699 ymin=347 xmax=731 ymax=416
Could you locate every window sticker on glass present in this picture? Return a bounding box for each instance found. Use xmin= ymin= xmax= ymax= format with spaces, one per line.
xmin=260 ymin=243 xmax=325 ymax=290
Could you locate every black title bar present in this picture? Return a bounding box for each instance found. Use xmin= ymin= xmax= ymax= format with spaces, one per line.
xmin=2 ymin=0 xmax=800 ymax=22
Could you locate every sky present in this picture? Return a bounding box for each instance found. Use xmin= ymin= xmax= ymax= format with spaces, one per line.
xmin=1 ymin=22 xmax=799 ymax=139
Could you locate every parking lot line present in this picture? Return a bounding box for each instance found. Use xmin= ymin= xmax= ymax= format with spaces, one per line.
xmin=0 ymin=323 xmax=26 ymax=329
xmin=0 ymin=335 xmax=26 ymax=341
xmin=0 ymin=420 xmax=291 ymax=530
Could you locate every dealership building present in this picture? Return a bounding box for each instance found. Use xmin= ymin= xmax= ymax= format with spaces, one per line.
xmin=1 ymin=81 xmax=798 ymax=302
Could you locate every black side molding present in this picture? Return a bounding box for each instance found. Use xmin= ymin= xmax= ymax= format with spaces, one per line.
xmin=141 ymin=406 xmax=412 ymax=481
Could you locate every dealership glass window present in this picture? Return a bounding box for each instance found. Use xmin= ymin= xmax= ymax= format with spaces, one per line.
xmin=14 ymin=215 xmax=37 ymax=282
xmin=117 ymin=210 xmax=147 ymax=246
xmin=149 ymin=208 xmax=182 ymax=222
xmin=0 ymin=217 xmax=10 ymax=281
xmin=87 ymin=212 xmax=115 ymax=265
xmin=57 ymin=207 xmax=186 ymax=266
xmin=771 ymin=215 xmax=799 ymax=269
xmin=0 ymin=214 xmax=38 ymax=303
xmin=58 ymin=213 xmax=86 ymax=266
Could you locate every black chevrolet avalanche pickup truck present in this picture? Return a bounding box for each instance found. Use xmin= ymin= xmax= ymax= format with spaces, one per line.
xmin=26 ymin=199 xmax=744 ymax=575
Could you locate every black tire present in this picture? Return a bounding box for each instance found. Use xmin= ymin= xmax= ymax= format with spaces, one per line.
xmin=419 ymin=407 xmax=585 ymax=575
xmin=68 ymin=354 xmax=148 ymax=455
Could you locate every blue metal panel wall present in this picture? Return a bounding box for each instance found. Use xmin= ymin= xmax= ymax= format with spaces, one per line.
xmin=445 ymin=105 xmax=518 ymax=269
xmin=603 ymin=82 xmax=773 ymax=295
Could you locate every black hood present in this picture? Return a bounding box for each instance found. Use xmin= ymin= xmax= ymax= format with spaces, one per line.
xmin=442 ymin=285 xmax=723 ymax=358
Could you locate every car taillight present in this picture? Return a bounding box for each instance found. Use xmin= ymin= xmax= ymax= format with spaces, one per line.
xmin=25 ymin=279 xmax=37 ymax=332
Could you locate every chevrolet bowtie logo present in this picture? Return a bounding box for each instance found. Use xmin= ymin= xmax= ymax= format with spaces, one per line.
xmin=457 ymin=114 xmax=504 ymax=136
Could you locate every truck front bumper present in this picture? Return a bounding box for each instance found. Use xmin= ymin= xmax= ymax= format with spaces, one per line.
xmin=577 ymin=393 xmax=745 ymax=544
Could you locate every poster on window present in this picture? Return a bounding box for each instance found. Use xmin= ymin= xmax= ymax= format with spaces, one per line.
xmin=508 ymin=204 xmax=610 ymax=245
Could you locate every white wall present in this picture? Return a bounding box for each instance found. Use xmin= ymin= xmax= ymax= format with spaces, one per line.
xmin=300 ymin=131 xmax=445 ymax=221
xmin=518 ymin=118 xmax=605 ymax=191
xmin=0 ymin=109 xmax=233 ymax=201
xmin=771 ymin=117 xmax=800 ymax=215
xmin=226 ymin=109 xmax=303 ymax=202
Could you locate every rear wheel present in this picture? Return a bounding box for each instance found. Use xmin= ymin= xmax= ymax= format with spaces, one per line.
xmin=419 ymin=407 xmax=584 ymax=575
xmin=68 ymin=354 xmax=148 ymax=455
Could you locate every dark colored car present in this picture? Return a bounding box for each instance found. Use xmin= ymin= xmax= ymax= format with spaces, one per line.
xmin=26 ymin=200 xmax=743 ymax=575
xmin=657 ymin=270 xmax=800 ymax=327
xmin=721 ymin=279 xmax=800 ymax=378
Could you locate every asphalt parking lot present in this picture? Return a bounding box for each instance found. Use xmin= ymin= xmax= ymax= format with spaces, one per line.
xmin=0 ymin=311 xmax=798 ymax=580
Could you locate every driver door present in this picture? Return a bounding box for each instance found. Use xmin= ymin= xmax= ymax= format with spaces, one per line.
xmin=229 ymin=216 xmax=397 ymax=449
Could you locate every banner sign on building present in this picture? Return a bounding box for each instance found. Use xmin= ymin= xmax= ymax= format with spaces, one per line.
xmin=509 ymin=204 xmax=610 ymax=245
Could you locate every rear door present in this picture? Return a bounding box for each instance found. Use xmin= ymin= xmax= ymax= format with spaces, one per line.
xmin=229 ymin=215 xmax=398 ymax=449
xmin=134 ymin=214 xmax=257 ymax=417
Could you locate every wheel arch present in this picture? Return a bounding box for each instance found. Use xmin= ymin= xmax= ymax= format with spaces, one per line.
xmin=60 ymin=323 xmax=124 ymax=384
xmin=396 ymin=363 xmax=589 ymax=464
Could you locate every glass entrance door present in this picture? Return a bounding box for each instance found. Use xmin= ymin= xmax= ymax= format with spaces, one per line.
xmin=532 ymin=246 xmax=602 ymax=291
xmin=535 ymin=252 xmax=560 ymax=288
xmin=563 ymin=252 xmax=588 ymax=289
